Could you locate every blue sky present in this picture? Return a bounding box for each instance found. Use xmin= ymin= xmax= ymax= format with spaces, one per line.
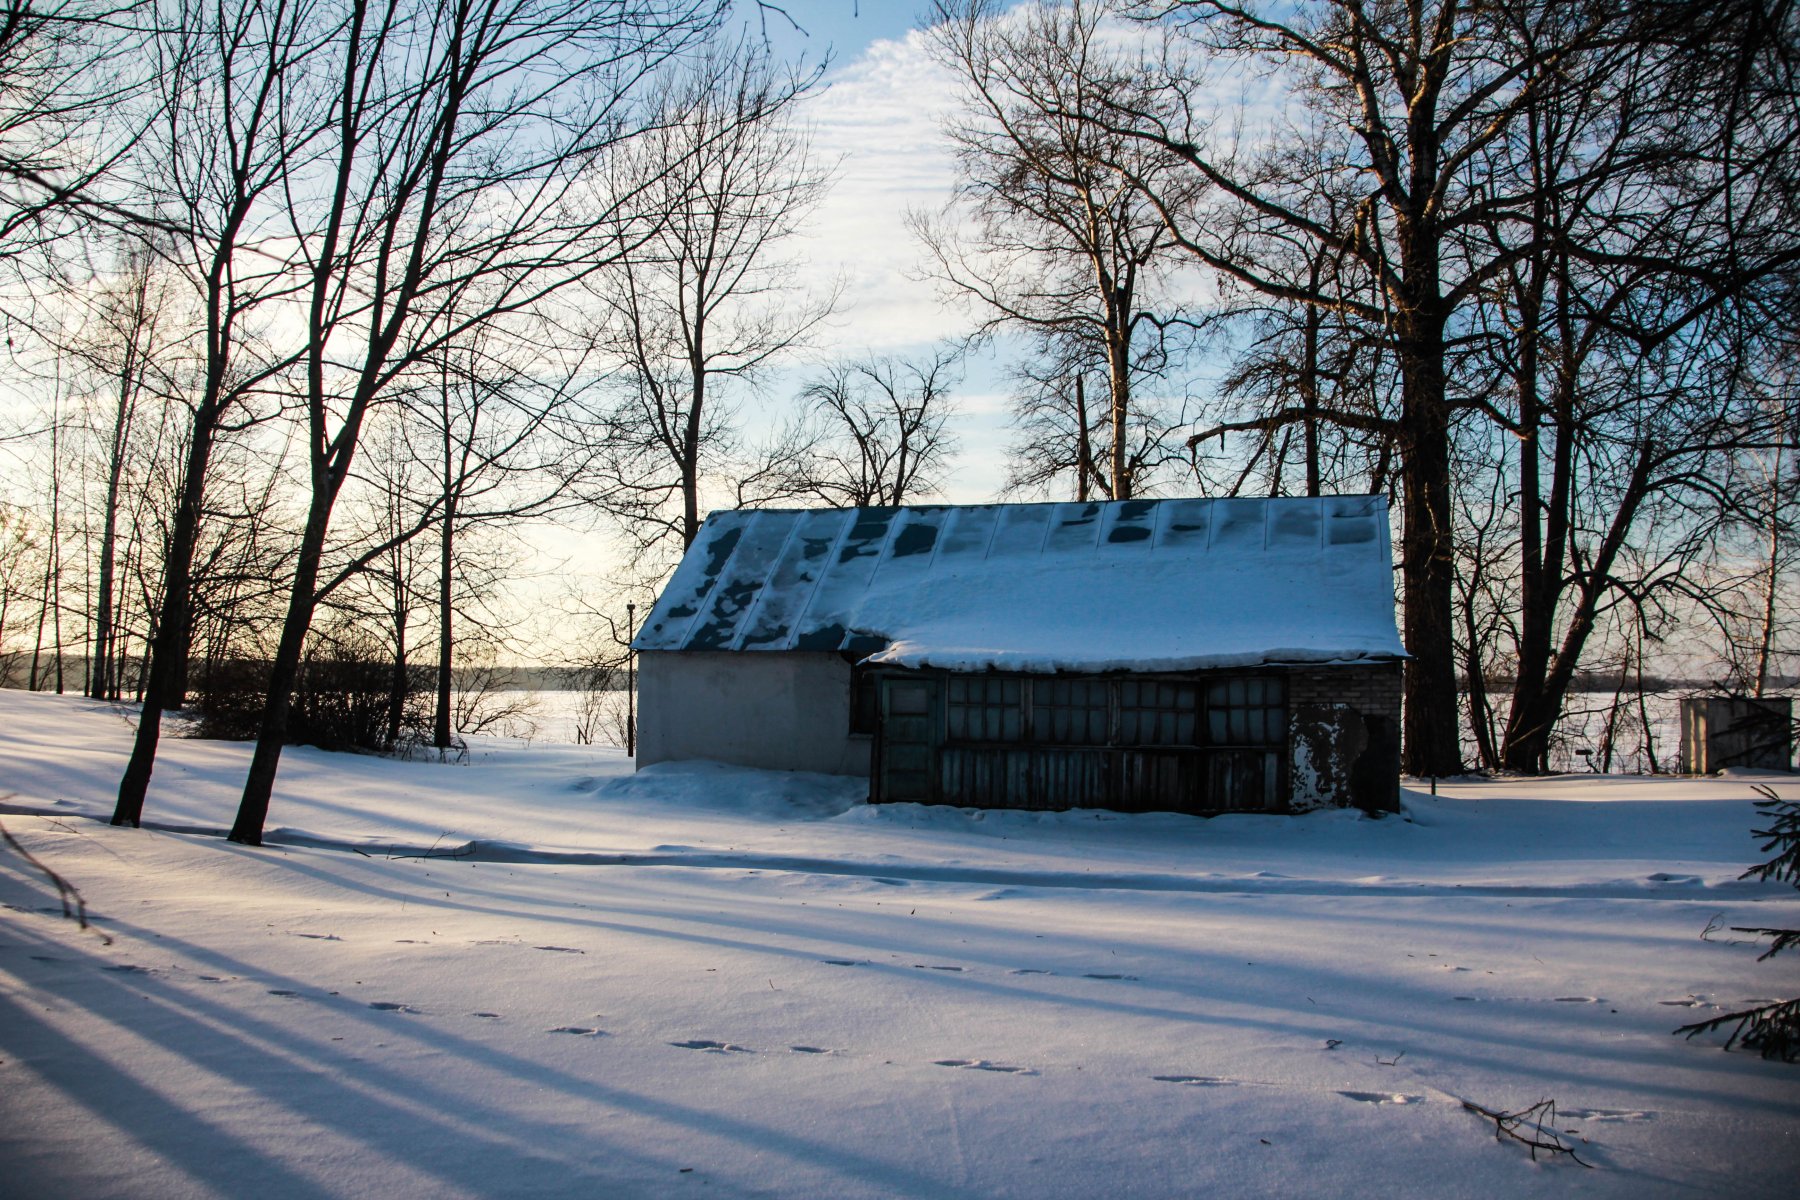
xmin=714 ymin=1 xmax=1023 ymax=503
xmin=747 ymin=1 xmax=928 ymax=58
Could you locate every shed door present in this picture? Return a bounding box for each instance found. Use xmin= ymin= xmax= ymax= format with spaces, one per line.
xmin=877 ymin=677 xmax=939 ymax=803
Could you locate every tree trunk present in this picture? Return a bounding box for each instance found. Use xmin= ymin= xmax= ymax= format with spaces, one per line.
xmin=386 ymin=569 xmax=408 ymax=748
xmin=30 ymin=390 xmax=59 ymax=693
xmin=1398 ymin=382 xmax=1462 ymax=776
xmin=91 ymin=452 xmax=124 ymax=699
xmin=1502 ymin=275 xmax=1577 ymax=772
xmin=1106 ymin=294 xmax=1131 ymax=500
xmin=1301 ymin=252 xmax=1324 ymax=498
xmin=1074 ymin=375 xmax=1092 ymax=502
xmin=1754 ymin=440 xmax=1784 ymax=698
xmin=229 ymin=492 xmax=331 ymax=845
xmin=681 ymin=345 xmax=706 ymax=545
xmin=113 ymin=417 xmax=217 ymax=825
xmin=433 ymin=491 xmax=455 ymax=750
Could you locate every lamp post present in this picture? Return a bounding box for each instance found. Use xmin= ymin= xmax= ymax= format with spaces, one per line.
xmin=625 ymin=602 xmax=636 ymax=759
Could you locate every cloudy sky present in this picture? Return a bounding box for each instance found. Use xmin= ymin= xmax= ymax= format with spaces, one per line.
xmin=520 ymin=2 xmax=1019 ymax=643
xmin=739 ymin=1 xmax=1020 ymax=501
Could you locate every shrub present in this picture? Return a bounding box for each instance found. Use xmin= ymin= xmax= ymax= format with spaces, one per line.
xmin=1678 ymin=785 xmax=1800 ymax=1062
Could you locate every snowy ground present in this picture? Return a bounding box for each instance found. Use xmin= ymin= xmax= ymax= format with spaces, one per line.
xmin=0 ymin=689 xmax=1795 ymax=1199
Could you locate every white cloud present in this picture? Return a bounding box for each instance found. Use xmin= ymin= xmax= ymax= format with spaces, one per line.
xmin=800 ymin=30 xmax=968 ymax=351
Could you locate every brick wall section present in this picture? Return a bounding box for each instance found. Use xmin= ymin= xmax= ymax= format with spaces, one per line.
xmin=1285 ymin=661 xmax=1403 ymax=719
xmin=1283 ymin=660 xmax=1404 ymax=812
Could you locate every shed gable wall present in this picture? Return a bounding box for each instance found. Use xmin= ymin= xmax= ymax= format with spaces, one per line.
xmin=637 ymin=650 xmax=870 ymax=777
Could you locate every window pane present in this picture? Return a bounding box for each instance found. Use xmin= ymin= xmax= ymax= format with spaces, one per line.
xmin=1031 ymin=677 xmax=1109 ymax=745
xmin=945 ymin=674 xmax=1025 ymax=744
xmin=1202 ymin=676 xmax=1286 ymax=748
xmin=1120 ymin=680 xmax=1199 ymax=746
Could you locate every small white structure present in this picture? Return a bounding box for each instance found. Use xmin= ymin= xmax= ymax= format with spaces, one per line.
xmin=633 ymin=496 xmax=1407 ymax=814
xmin=1678 ymin=697 xmax=1793 ymax=773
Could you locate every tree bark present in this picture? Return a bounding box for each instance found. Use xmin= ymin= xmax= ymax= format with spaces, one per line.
xmin=229 ymin=485 xmax=332 ymax=845
xmin=1396 ymin=352 xmax=1462 ymax=777
xmin=112 ymin=417 xmax=216 ymax=826
xmin=434 ymin=471 xmax=455 ymax=750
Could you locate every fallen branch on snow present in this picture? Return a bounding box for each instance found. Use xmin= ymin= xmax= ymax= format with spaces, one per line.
xmin=1461 ymin=1098 xmax=1592 ymax=1167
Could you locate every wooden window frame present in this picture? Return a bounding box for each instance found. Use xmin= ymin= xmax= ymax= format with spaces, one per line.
xmin=869 ymin=667 xmax=1291 ymax=813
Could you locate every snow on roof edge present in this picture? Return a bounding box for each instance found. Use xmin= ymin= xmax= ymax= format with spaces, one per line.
xmin=633 ymin=495 xmax=1405 ymax=666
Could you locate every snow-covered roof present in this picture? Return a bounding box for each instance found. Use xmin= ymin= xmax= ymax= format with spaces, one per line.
xmin=633 ymin=496 xmax=1406 ymax=672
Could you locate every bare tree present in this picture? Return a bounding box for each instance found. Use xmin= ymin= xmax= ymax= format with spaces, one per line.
xmin=1107 ymin=0 xmax=1800 ymax=774
xmin=112 ymin=0 xmax=335 ymax=828
xmin=227 ymin=0 xmax=725 ymax=845
xmin=58 ymin=244 xmax=180 ymax=699
xmin=1459 ymin=0 xmax=1800 ymax=772
xmin=0 ymin=501 xmax=36 ymax=684
xmin=413 ymin=328 xmax=600 ymax=750
xmin=0 ymin=1 xmax=154 ymax=266
xmin=584 ymin=40 xmax=833 ymax=557
xmin=795 ymin=347 xmax=961 ymax=507
xmin=917 ymin=0 xmax=1196 ymax=501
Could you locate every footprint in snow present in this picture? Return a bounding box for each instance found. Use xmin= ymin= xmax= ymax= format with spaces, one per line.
xmin=534 ymin=945 xmax=585 ymax=954
xmin=103 ymin=964 xmax=151 ymax=974
xmin=1338 ymin=1091 xmax=1424 ymax=1105
xmin=935 ymin=1059 xmax=1035 ymax=1075
xmin=819 ymin=959 xmax=860 ymax=967
xmin=1010 ymin=968 xmax=1052 ymax=976
xmin=549 ymin=1026 xmax=605 ymax=1037
xmin=670 ymin=1039 xmax=751 ymax=1053
xmin=267 ymin=989 xmax=300 ymax=997
xmin=1155 ymin=1075 xmax=1239 ymax=1087
xmin=1082 ymin=973 xmax=1139 ymax=981
xmin=291 ymin=933 xmax=341 ymax=941
xmin=28 ymin=955 xmax=65 ymax=964
xmin=471 ymin=1012 xmax=502 ymax=1019
xmin=368 ymin=1001 xmax=420 ymax=1013
xmin=789 ymin=1045 xmax=830 ymax=1054
xmin=1554 ymin=996 xmax=1602 ymax=1003
xmin=1561 ymin=1108 xmax=1655 ymax=1122
xmin=912 ymin=964 xmax=964 ymax=972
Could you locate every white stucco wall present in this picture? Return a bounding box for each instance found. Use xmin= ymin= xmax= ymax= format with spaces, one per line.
xmin=636 ymin=650 xmax=873 ymax=778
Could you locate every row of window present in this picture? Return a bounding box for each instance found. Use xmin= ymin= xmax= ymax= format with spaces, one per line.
xmin=859 ymin=671 xmax=1287 ymax=749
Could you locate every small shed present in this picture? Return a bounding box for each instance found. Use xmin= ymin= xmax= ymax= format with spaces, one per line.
xmin=632 ymin=496 xmax=1408 ymax=815
xmin=1679 ymin=697 xmax=1793 ymax=773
